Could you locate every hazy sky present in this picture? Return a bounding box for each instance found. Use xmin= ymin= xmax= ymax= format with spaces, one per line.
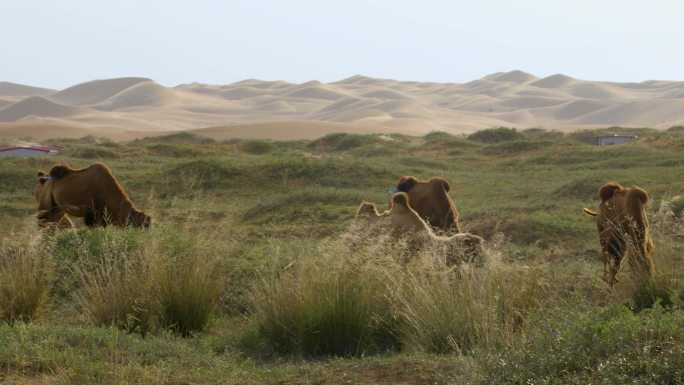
xmin=2 ymin=0 xmax=682 ymax=89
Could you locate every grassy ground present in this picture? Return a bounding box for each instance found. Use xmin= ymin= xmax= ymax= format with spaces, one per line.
xmin=1 ymin=127 xmax=684 ymax=384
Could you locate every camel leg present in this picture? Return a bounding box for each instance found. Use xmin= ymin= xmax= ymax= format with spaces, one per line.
xmin=56 ymin=213 xmax=75 ymax=229
xmin=38 ymin=206 xmax=67 ymax=226
xmin=601 ymin=237 xmax=624 ymax=286
xmin=627 ymin=228 xmax=655 ymax=281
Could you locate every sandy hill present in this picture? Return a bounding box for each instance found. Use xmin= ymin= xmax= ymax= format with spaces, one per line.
xmin=484 ymin=70 xmax=538 ymax=84
xmin=96 ymin=82 xmax=178 ymax=110
xmin=50 ymin=77 xmax=152 ymax=106
xmin=2 ymin=71 xmax=684 ymax=140
xmin=0 ymin=82 xmax=55 ymax=97
xmin=0 ymin=96 xmax=90 ymax=122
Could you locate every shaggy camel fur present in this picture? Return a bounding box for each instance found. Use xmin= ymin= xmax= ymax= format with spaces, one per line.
xmin=356 ymin=192 xmax=485 ymax=266
xmin=36 ymin=163 xmax=151 ymax=228
xmin=394 ymin=176 xmax=460 ymax=234
xmin=584 ymin=182 xmax=654 ymax=286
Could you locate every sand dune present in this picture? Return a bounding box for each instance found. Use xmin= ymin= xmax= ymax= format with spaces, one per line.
xmin=317 ymin=97 xmax=367 ymax=113
xmin=0 ymin=96 xmax=89 ymax=122
xmin=531 ymin=74 xmax=576 ymax=88
xmin=500 ymin=96 xmax=566 ymax=109
xmin=0 ymin=122 xmax=141 ymax=141
xmin=284 ymin=85 xmax=348 ymax=100
xmin=195 ymin=120 xmax=419 ymax=140
xmin=0 ymin=99 xmax=12 ymax=109
xmin=485 ymin=70 xmax=538 ymax=84
xmin=96 ymin=82 xmax=178 ymax=110
xmin=254 ymin=100 xmax=296 ymax=112
xmin=3 ymin=71 xmax=684 ymax=140
xmin=555 ymin=100 xmax=612 ymax=120
xmin=0 ymin=82 xmax=54 ymax=97
xmin=576 ymin=99 xmax=684 ymax=125
xmin=569 ymin=83 xmax=620 ymax=99
xmin=361 ymin=89 xmax=411 ymax=100
xmin=217 ymin=87 xmax=270 ymax=100
xmin=51 ymin=77 xmax=151 ymax=106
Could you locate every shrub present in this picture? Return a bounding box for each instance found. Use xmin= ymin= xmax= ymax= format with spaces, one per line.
xmin=481 ymin=141 xmax=546 ymax=155
xmin=69 ymin=227 xmax=221 ymax=336
xmin=522 ymin=128 xmax=566 ymax=141
xmin=145 ymin=143 xmax=204 ymax=158
xmin=309 ymin=133 xmax=378 ymax=151
xmin=137 ymin=132 xmax=215 ymax=144
xmin=391 ymin=269 xmax=495 ymax=353
xmin=70 ymin=230 xmax=155 ymax=334
xmin=249 ymin=237 xmax=550 ymax=357
xmin=467 ymin=127 xmax=525 ymax=143
xmin=552 ymin=176 xmax=607 ymax=200
xmin=0 ymin=240 xmax=53 ymax=324
xmin=480 ymin=304 xmax=684 ymax=384
xmin=68 ymin=147 xmax=120 ymax=159
xmin=154 ymin=245 xmax=221 ymax=336
xmin=239 ymin=140 xmax=276 ymax=155
xmin=249 ymin=242 xmax=398 ymax=357
xmin=391 ymin=252 xmax=547 ymax=354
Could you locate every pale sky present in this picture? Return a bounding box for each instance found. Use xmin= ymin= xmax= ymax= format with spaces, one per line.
xmin=1 ymin=0 xmax=683 ymax=89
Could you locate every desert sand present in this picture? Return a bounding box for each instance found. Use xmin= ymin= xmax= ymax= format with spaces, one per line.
xmin=1 ymin=71 xmax=684 ymax=141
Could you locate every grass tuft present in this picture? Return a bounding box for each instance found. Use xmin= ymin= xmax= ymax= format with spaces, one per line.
xmin=0 ymin=239 xmax=53 ymax=324
xmin=250 ymin=241 xmax=398 ymax=357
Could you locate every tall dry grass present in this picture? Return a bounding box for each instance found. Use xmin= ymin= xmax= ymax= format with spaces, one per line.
xmin=0 ymin=232 xmax=54 ymax=324
xmin=249 ymin=232 xmax=553 ymax=356
xmin=625 ymin=196 xmax=684 ymax=310
xmin=70 ymin=231 xmax=154 ymax=333
xmin=250 ymin=240 xmax=398 ymax=356
xmin=389 ymin=237 xmax=551 ymax=354
xmin=154 ymin=247 xmax=221 ymax=336
xmin=69 ymin=226 xmax=222 ymax=335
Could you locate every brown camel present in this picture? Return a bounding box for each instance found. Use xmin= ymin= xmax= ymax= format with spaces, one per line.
xmin=393 ymin=176 xmax=460 ymax=234
xmin=584 ymin=182 xmax=654 ymax=286
xmin=35 ymin=163 xmax=151 ymax=228
xmin=356 ymin=192 xmax=485 ymax=266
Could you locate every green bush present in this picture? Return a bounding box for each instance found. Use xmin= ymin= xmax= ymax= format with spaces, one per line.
xmin=310 ymin=133 xmax=379 ymax=151
xmin=239 ymin=140 xmax=277 ymax=155
xmin=468 ymin=127 xmax=525 ymax=143
xmin=522 ymin=128 xmax=566 ymax=141
xmin=481 ymin=141 xmax=546 ymax=155
xmin=481 ymin=304 xmax=684 ymax=384
xmin=137 ymin=132 xmax=215 ymax=144
xmin=68 ymin=147 xmax=120 ymax=159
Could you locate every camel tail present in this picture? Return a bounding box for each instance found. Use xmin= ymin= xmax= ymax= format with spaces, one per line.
xmin=583 ymin=208 xmax=597 ymax=216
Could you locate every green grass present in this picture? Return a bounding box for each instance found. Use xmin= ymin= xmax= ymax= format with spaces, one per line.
xmin=1 ymin=127 xmax=684 ymax=383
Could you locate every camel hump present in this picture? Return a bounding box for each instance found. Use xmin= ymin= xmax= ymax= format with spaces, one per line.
xmin=628 ymin=186 xmax=649 ymax=205
xmin=91 ymin=162 xmax=111 ymax=172
xmin=396 ymin=176 xmax=418 ymax=192
xmin=37 ymin=170 xmax=45 ymax=178
xmin=598 ymin=182 xmax=623 ymax=201
xmin=356 ymin=202 xmax=378 ymax=216
xmin=430 ymin=177 xmax=450 ymax=192
xmin=391 ymin=192 xmax=410 ymax=208
xmin=48 ymin=164 xmax=71 ymax=179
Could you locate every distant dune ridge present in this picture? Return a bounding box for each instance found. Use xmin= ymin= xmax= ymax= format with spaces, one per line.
xmin=2 ymin=71 xmax=684 ymax=140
